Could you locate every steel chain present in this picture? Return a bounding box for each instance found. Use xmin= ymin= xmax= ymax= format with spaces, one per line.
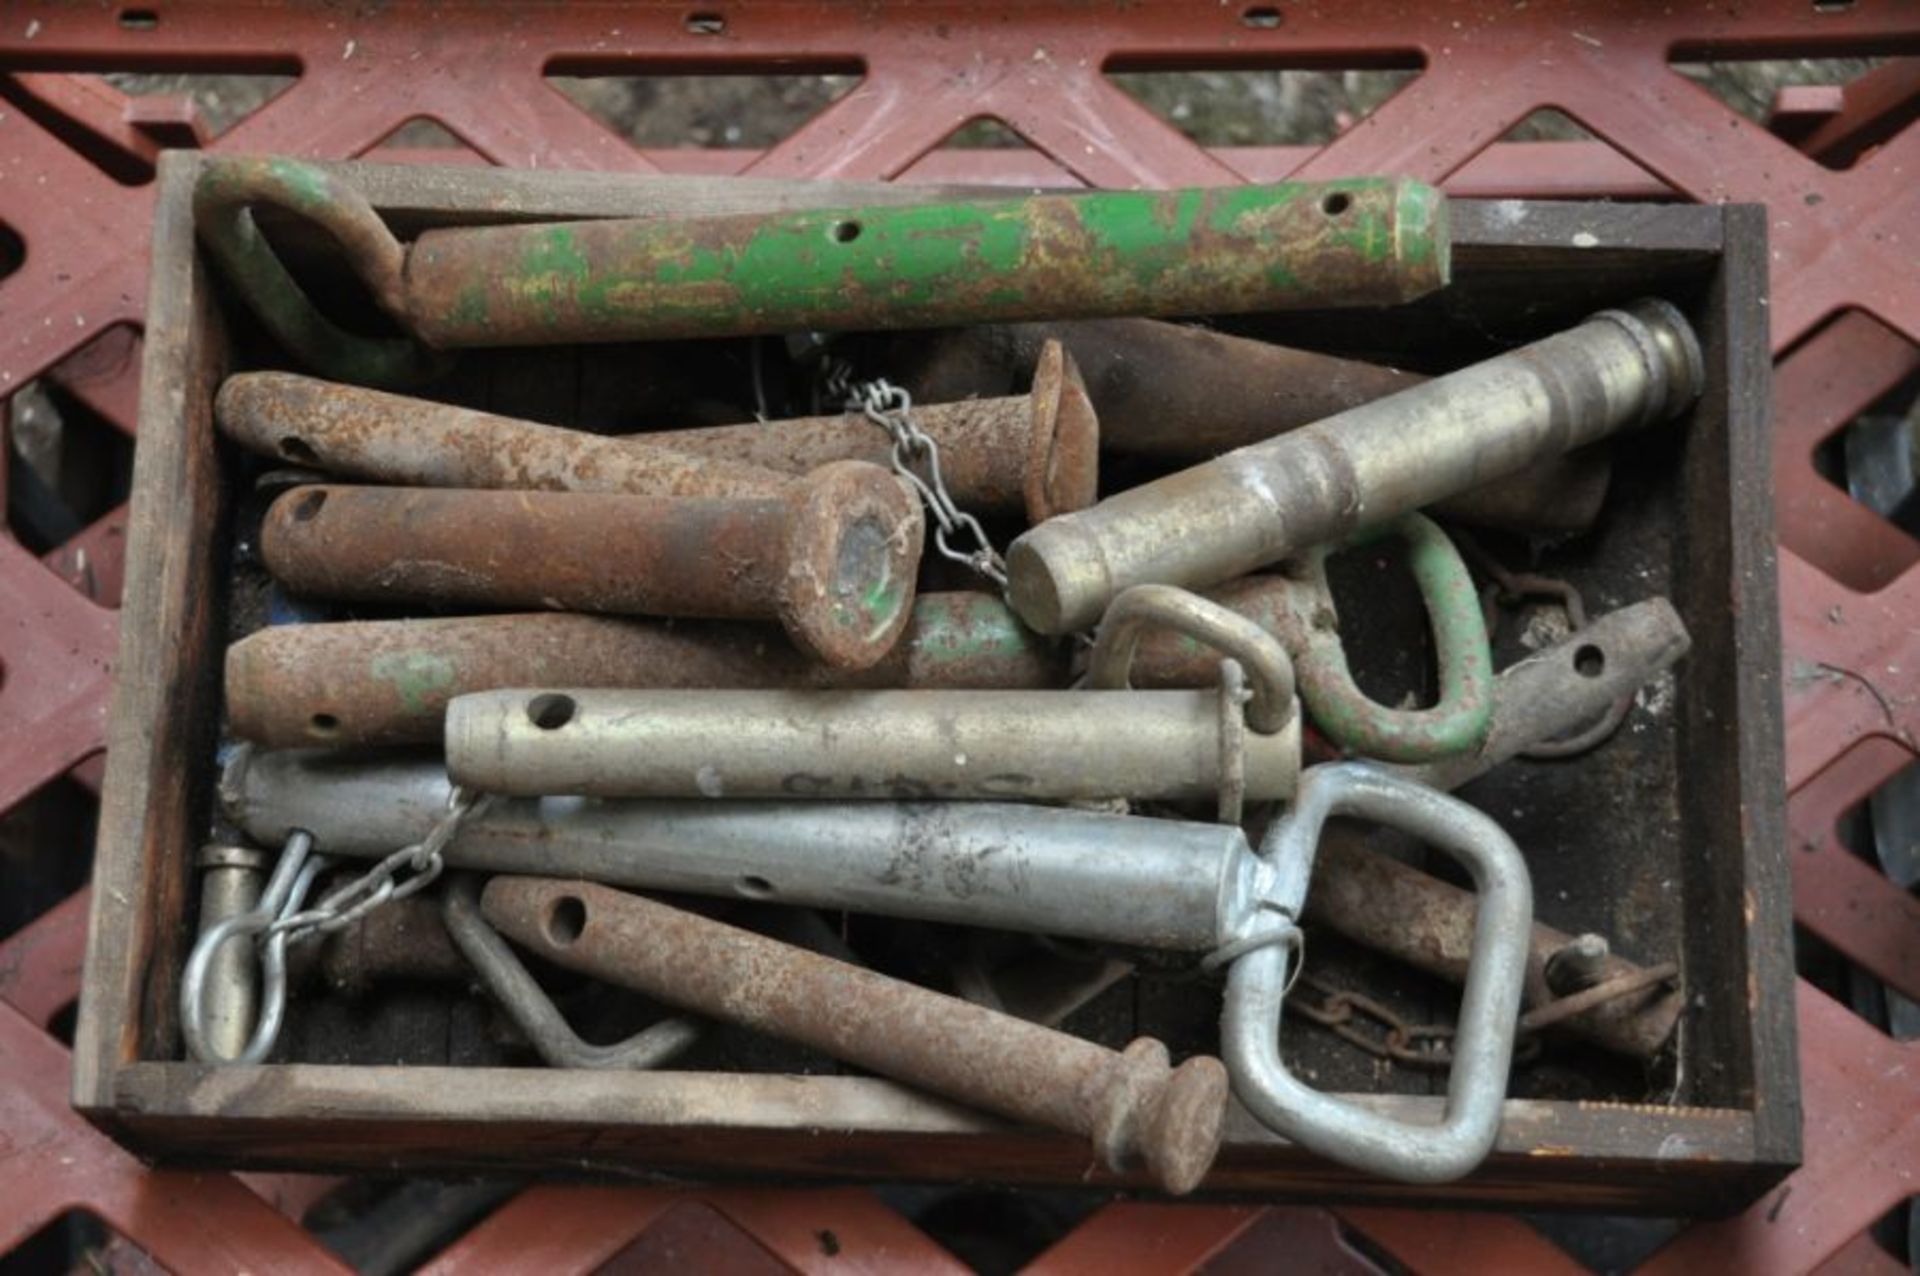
xmin=267 ymin=787 xmax=490 ymax=944
xmin=825 ymin=360 xmax=1009 ymax=588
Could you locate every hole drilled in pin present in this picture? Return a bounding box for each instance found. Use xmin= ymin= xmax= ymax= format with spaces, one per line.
xmin=310 ymin=712 xmax=340 ymax=735
xmin=119 ymin=9 xmax=160 ymax=30
xmin=1574 ymin=644 xmax=1605 ymax=677
xmin=291 ymin=490 xmax=328 ymax=521
xmin=684 ymin=11 xmax=726 ymax=34
xmin=1241 ymin=6 xmax=1282 ymax=28
xmin=279 ymin=436 xmax=319 ymax=464
xmin=737 ymin=875 xmax=776 ymax=899
xmin=1321 ymin=191 xmax=1352 ymax=217
xmin=546 ymin=896 xmax=587 ymax=946
xmin=831 ymin=220 xmax=862 ymax=244
xmin=527 ymin=693 xmax=576 ymax=730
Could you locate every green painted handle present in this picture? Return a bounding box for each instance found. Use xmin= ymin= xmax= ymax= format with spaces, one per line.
xmin=1285 ymin=514 xmax=1494 ymax=763
xmin=403 ymin=178 xmax=1450 ymax=347
xmin=193 ymin=157 xmax=447 ymax=388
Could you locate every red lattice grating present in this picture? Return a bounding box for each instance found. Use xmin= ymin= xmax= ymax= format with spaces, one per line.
xmin=1 ymin=3 xmax=1917 ymax=1270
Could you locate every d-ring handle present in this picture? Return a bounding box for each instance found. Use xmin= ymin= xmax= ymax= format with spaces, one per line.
xmin=1086 ymin=584 xmax=1297 ymax=734
xmin=1282 ymin=513 xmax=1494 ymax=762
xmin=1221 ymin=763 xmax=1532 ymax=1182
xmin=193 ymin=156 xmax=447 ymax=388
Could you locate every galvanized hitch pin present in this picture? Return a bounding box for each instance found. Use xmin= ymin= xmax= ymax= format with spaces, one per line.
xmin=443 ymin=591 xmax=1300 ymax=806
xmin=179 ymin=788 xmax=486 ymax=1064
xmin=451 ymin=763 xmax=1525 ymax=1184
xmin=889 ymin=317 xmax=1611 ymax=535
xmin=481 ymin=875 xmax=1231 ymax=1195
xmin=192 ymin=156 xmax=1449 ymax=385
xmin=1006 ymin=298 xmax=1705 ymax=633
xmin=258 ymin=461 xmax=925 ymax=672
xmin=1222 ymin=764 xmax=1532 ymax=1182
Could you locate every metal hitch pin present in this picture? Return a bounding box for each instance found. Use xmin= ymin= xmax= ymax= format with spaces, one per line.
xmin=192 ymin=156 xmax=1449 ymax=386
xmin=480 ymin=875 xmax=1231 ymax=1195
xmin=1006 ymin=299 xmax=1705 ymax=633
xmin=259 ymin=461 xmax=926 ymax=672
xmin=443 ymin=590 xmax=1300 ymax=809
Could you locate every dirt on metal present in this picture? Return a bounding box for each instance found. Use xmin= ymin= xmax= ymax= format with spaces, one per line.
xmin=482 ymin=875 xmax=1229 ymax=1195
xmin=218 ymin=371 xmax=791 ymax=500
xmin=891 ymin=316 xmax=1611 ymax=533
xmin=640 ymin=339 xmax=1098 ymax=522
xmin=1309 ymin=832 xmax=1683 ymax=1061
xmin=257 ymin=461 xmax=925 ymax=670
xmin=402 ymin=179 xmax=1449 ymax=347
xmin=226 ymin=593 xmax=1064 ymax=748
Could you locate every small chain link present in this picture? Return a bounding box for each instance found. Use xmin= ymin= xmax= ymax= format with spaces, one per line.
xmin=825 ymin=360 xmax=1009 ymax=588
xmin=267 ymin=787 xmax=490 ymax=945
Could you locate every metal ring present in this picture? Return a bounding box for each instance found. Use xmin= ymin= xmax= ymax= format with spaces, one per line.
xmin=1086 ymin=584 xmax=1297 ymax=734
xmin=1281 ymin=513 xmax=1495 ymax=762
xmin=1220 ymin=763 xmax=1533 ymax=1182
xmin=179 ymin=831 xmax=323 ymax=1065
xmin=193 ymin=156 xmax=447 ymax=388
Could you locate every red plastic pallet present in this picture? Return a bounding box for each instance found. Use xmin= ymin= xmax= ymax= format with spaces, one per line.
xmin=1 ymin=3 xmax=1917 ymax=1269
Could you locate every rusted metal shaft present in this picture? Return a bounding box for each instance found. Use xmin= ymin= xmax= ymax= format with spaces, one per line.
xmin=641 ymin=339 xmax=1097 ymax=523
xmin=217 ymin=372 xmax=790 ymax=501
xmin=1306 ymin=839 xmax=1681 ymax=1060
xmin=481 ymin=876 xmax=1228 ymax=1194
xmin=225 ymin=595 xmax=1060 ymax=749
xmin=299 ymin=896 xmax=469 ymax=995
xmin=404 ymin=179 xmax=1448 ymax=348
xmin=890 ymin=318 xmax=1607 ymax=533
xmin=258 ymin=462 xmax=924 ymax=670
xmin=1007 ymin=300 xmax=1704 ymax=633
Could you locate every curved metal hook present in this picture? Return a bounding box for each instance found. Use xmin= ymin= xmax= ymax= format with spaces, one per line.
xmin=441 ymin=875 xmax=702 ymax=1070
xmin=193 ymin=156 xmax=448 ymax=388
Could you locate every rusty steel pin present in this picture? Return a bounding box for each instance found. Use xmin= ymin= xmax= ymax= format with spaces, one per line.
xmin=259 ymin=461 xmax=925 ymax=670
xmin=640 ymin=339 xmax=1098 ymax=523
xmin=225 ymin=594 xmax=1058 ymax=750
xmin=1007 ymin=300 xmax=1705 ymax=633
xmin=481 ymin=876 xmax=1229 ymax=1194
xmin=890 ymin=317 xmax=1609 ymax=534
xmin=217 ymin=372 xmax=791 ymax=501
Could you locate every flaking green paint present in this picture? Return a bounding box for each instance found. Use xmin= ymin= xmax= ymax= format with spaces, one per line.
xmin=909 ymin=596 xmax=1042 ymax=663
xmin=370 ymin=650 xmax=459 ymax=714
xmin=414 ymin=177 xmax=1449 ymax=343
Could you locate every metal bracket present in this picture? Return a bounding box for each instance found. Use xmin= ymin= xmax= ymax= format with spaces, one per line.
xmin=1221 ymin=763 xmax=1532 ymax=1182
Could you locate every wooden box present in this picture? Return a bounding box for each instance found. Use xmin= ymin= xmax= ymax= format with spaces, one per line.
xmin=75 ymin=153 xmax=1795 ymax=1213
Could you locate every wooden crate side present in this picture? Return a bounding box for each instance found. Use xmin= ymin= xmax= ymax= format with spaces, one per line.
xmin=1705 ymin=203 xmax=1798 ymax=1169
xmin=74 ymin=151 xmax=229 ymax=1111
xmin=108 ymin=1061 xmax=1762 ymax=1210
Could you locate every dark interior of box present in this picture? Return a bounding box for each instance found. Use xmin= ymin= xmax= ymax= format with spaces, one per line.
xmin=173 ymin=209 xmax=1734 ymax=1115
